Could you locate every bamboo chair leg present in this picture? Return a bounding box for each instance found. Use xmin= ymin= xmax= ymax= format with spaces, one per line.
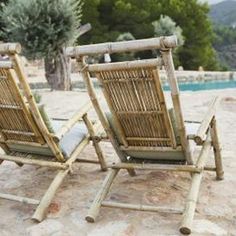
xmin=93 ymin=139 xmax=107 ymax=171
xmin=179 ymin=172 xmax=203 ymax=235
xmin=82 ymin=114 xmax=107 ymax=171
xmin=210 ymin=117 xmax=224 ymax=180
xmin=32 ymin=169 xmax=70 ymax=222
xmin=180 ymin=132 xmax=212 ymax=235
xmin=86 ymin=168 xmax=119 ymax=223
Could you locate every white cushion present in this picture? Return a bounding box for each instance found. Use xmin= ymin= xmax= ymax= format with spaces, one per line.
xmin=51 ymin=120 xmax=88 ymax=158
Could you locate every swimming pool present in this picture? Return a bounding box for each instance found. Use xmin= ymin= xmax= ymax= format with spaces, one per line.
xmin=163 ymin=80 xmax=236 ymax=91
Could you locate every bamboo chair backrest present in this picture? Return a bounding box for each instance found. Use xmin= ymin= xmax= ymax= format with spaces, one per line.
xmin=0 ymin=61 xmax=45 ymax=144
xmin=90 ymin=60 xmax=177 ymax=148
xmin=0 ymin=43 xmax=65 ymax=161
xmin=67 ymin=35 xmax=193 ymax=164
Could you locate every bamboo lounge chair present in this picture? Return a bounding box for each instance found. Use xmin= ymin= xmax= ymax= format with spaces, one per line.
xmin=66 ymin=35 xmax=224 ymax=234
xmin=0 ymin=43 xmax=107 ymax=222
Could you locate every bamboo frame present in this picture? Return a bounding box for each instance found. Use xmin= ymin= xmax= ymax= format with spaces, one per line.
xmin=82 ymin=113 xmax=107 ymax=171
xmin=0 ymin=50 xmax=108 ymax=222
xmin=0 ymin=154 xmax=68 ymax=169
xmin=66 ymin=36 xmax=177 ymax=57
xmin=67 ymin=36 xmax=224 ymax=234
xmin=161 ymin=49 xmax=193 ymax=164
xmin=32 ymin=121 xmax=104 ymax=222
xmin=179 ymin=132 xmax=212 ymax=234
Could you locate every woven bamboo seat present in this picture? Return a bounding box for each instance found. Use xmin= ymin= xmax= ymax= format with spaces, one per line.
xmin=0 ymin=43 xmax=107 ymax=222
xmin=67 ymin=35 xmax=224 ymax=235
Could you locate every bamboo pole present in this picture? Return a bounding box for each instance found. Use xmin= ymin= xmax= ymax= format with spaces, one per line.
xmin=82 ymin=113 xmax=107 ymax=171
xmin=86 ymin=169 xmax=119 ymax=223
xmin=120 ymin=145 xmax=182 ymax=152
xmin=210 ymin=117 xmax=224 ymax=180
xmin=101 ymin=201 xmax=183 ymax=214
xmin=0 ymin=154 xmax=68 ymax=169
xmin=194 ymin=97 xmax=220 ymax=145
xmin=32 ymin=122 xmax=102 ymax=222
xmin=0 ymin=193 xmax=39 ymax=205
xmin=66 ymin=36 xmax=177 ymax=57
xmin=179 ymin=132 xmax=212 ymax=235
xmin=152 ymin=68 xmax=177 ymax=148
xmin=56 ymin=101 xmax=93 ymax=140
xmin=78 ymin=57 xmax=135 ymax=176
xmin=204 ymin=166 xmax=216 ymax=171
xmin=88 ymin=58 xmax=162 ymax=72
xmin=0 ymin=43 xmax=21 ymax=54
xmin=32 ymin=168 xmax=70 ymax=222
xmin=161 ymin=49 xmax=193 ymax=165
xmin=109 ymin=163 xmax=201 ymax=173
xmin=75 ymin=158 xmax=99 ymax=164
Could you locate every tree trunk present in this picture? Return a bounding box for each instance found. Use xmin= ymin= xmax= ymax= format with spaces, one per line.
xmin=44 ymin=48 xmax=71 ymax=91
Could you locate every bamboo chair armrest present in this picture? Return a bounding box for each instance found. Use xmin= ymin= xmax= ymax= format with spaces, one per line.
xmin=193 ymin=96 xmax=220 ymax=145
xmin=55 ymin=100 xmax=93 ymax=140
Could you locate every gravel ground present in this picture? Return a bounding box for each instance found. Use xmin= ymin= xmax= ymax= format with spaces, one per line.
xmin=0 ymin=88 xmax=236 ymax=235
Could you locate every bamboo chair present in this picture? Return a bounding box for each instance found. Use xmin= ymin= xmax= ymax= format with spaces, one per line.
xmin=66 ymin=35 xmax=224 ymax=235
xmin=0 ymin=43 xmax=107 ymax=222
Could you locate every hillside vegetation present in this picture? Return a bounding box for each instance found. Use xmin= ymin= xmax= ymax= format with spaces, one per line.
xmin=210 ymin=0 xmax=236 ymax=70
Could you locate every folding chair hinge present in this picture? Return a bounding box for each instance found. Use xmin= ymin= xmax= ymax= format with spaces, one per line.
xmin=90 ymin=136 xmax=101 ymax=144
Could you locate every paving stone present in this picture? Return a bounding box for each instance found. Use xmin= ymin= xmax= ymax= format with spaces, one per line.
xmin=88 ymin=221 xmax=135 ymax=236
xmin=27 ymin=219 xmax=64 ymax=236
xmin=192 ymin=219 xmax=227 ymax=235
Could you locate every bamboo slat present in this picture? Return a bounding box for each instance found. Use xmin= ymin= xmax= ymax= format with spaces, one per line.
xmin=88 ymin=58 xmax=162 ymax=72
xmin=0 ymin=67 xmax=45 ymax=144
xmin=94 ymin=65 xmax=176 ymax=148
xmin=194 ymin=97 xmax=220 ymax=145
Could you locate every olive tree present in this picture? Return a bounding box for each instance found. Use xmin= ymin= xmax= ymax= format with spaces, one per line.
xmin=2 ymin=0 xmax=82 ymax=90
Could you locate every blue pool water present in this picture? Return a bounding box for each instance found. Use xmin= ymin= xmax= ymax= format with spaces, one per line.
xmin=163 ymin=80 xmax=236 ymax=91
